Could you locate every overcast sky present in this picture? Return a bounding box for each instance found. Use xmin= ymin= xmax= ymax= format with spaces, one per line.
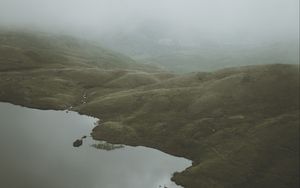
xmin=0 ymin=0 xmax=299 ymax=42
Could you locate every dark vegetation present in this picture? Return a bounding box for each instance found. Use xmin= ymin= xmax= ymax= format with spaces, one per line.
xmin=0 ymin=30 xmax=299 ymax=188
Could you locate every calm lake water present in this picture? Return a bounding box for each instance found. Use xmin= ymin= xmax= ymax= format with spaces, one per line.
xmin=0 ymin=102 xmax=191 ymax=188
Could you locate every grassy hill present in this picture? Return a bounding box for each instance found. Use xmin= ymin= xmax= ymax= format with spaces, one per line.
xmin=86 ymin=64 xmax=299 ymax=188
xmin=0 ymin=30 xmax=167 ymax=108
xmin=0 ymin=30 xmax=159 ymax=72
xmin=0 ymin=31 xmax=298 ymax=188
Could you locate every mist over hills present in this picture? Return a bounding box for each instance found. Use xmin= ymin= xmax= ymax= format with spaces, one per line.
xmin=1 ymin=0 xmax=298 ymax=73
xmin=0 ymin=30 xmax=298 ymax=188
xmin=96 ymin=24 xmax=299 ymax=73
xmin=0 ymin=0 xmax=299 ymax=187
xmin=0 ymin=30 xmax=160 ymax=72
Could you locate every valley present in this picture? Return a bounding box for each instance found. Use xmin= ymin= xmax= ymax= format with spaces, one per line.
xmin=0 ymin=31 xmax=299 ymax=188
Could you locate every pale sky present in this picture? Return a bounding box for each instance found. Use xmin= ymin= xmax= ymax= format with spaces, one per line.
xmin=0 ymin=0 xmax=299 ymax=41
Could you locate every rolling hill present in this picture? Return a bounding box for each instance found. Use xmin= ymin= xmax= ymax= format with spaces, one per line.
xmin=0 ymin=31 xmax=299 ymax=188
xmin=0 ymin=30 xmax=160 ymax=72
xmin=87 ymin=64 xmax=299 ymax=188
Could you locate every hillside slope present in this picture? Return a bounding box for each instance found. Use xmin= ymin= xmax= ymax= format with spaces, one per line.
xmin=0 ymin=30 xmax=171 ymax=108
xmin=0 ymin=30 xmax=159 ymax=72
xmin=0 ymin=31 xmax=298 ymax=188
xmin=85 ymin=64 xmax=299 ymax=188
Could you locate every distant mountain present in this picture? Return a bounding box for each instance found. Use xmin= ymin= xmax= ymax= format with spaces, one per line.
xmin=96 ymin=25 xmax=299 ymax=73
xmin=140 ymin=42 xmax=300 ymax=73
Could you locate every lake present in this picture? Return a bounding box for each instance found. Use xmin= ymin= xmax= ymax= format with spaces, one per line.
xmin=0 ymin=102 xmax=191 ymax=188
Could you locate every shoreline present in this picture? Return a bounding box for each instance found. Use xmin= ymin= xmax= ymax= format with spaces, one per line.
xmin=0 ymin=64 xmax=299 ymax=188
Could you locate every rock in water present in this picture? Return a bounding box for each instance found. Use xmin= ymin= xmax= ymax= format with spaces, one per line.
xmin=73 ymin=139 xmax=83 ymax=147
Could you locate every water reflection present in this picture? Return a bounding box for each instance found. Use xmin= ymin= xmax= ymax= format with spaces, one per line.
xmin=0 ymin=102 xmax=191 ymax=188
xmin=91 ymin=141 xmax=124 ymax=151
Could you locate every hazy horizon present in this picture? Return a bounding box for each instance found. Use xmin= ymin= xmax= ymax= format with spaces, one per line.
xmin=0 ymin=0 xmax=299 ymax=73
xmin=0 ymin=0 xmax=299 ymax=44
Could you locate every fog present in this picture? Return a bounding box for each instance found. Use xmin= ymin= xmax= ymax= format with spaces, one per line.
xmin=0 ymin=0 xmax=298 ymax=41
xmin=0 ymin=0 xmax=299 ymax=72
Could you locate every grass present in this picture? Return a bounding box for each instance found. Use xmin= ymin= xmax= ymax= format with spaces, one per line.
xmin=0 ymin=30 xmax=299 ymax=188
